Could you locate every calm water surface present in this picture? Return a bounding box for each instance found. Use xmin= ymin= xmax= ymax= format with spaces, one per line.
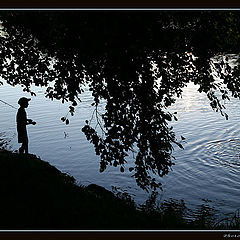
xmin=1 ymin=80 xmax=240 ymax=217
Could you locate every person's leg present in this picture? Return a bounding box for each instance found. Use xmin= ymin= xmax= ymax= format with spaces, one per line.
xmin=19 ymin=138 xmax=28 ymax=154
xmin=23 ymin=138 xmax=28 ymax=154
xmin=25 ymin=140 xmax=29 ymax=154
xmin=19 ymin=144 xmax=24 ymax=153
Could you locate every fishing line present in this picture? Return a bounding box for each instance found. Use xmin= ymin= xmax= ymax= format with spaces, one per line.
xmin=0 ymin=99 xmax=17 ymax=110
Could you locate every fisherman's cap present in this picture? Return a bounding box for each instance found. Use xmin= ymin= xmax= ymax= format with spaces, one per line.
xmin=18 ymin=97 xmax=31 ymax=105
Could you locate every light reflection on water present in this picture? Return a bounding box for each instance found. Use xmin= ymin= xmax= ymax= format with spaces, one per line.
xmin=1 ymin=80 xmax=240 ymax=217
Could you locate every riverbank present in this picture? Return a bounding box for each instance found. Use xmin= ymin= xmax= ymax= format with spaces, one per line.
xmin=0 ymin=149 xmax=238 ymax=230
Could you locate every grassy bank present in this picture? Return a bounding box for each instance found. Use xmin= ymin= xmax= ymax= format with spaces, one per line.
xmin=0 ymin=150 xmax=238 ymax=230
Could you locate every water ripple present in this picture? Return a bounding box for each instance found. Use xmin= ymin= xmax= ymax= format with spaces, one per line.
xmin=206 ymin=138 xmax=240 ymax=171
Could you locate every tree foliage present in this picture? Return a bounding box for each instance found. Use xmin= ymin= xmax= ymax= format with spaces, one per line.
xmin=1 ymin=11 xmax=240 ymax=190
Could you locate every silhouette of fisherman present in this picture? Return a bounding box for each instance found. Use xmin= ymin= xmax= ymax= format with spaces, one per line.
xmin=16 ymin=97 xmax=36 ymax=154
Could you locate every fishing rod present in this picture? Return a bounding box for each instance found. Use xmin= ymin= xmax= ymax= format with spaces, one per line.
xmin=0 ymin=99 xmax=17 ymax=110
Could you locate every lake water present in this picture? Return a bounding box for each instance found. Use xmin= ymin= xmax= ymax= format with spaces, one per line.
xmin=1 ymin=79 xmax=240 ymax=218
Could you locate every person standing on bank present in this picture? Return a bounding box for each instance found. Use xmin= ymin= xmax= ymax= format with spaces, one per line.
xmin=16 ymin=97 xmax=36 ymax=154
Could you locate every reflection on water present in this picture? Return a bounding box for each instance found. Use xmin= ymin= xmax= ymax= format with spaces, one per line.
xmin=0 ymin=131 xmax=15 ymax=149
xmin=1 ymin=80 xmax=240 ymax=217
